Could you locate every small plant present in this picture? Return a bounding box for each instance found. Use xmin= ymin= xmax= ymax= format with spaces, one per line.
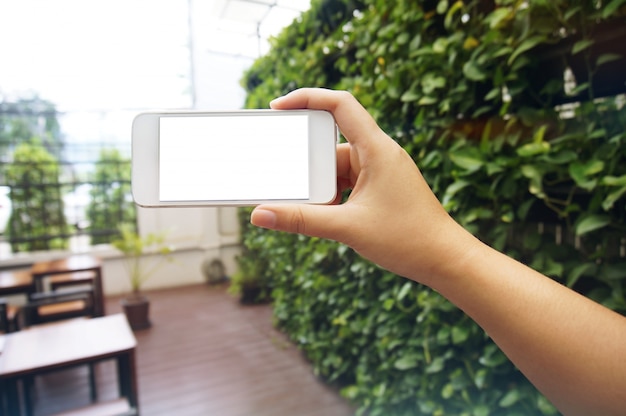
xmin=111 ymin=224 xmax=173 ymax=298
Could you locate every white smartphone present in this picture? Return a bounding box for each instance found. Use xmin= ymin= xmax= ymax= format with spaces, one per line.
xmin=131 ymin=109 xmax=337 ymax=207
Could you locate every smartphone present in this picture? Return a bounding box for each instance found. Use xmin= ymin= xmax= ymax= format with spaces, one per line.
xmin=131 ymin=109 xmax=337 ymax=207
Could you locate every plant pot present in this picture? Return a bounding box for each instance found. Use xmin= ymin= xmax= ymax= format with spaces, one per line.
xmin=121 ymin=294 xmax=151 ymax=331
xmin=239 ymin=285 xmax=263 ymax=305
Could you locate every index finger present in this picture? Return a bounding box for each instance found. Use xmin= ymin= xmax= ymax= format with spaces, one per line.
xmin=270 ymin=88 xmax=382 ymax=146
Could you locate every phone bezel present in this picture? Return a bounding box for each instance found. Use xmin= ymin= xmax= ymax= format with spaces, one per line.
xmin=131 ymin=109 xmax=337 ymax=207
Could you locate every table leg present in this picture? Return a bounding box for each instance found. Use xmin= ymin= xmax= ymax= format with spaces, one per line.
xmin=88 ymin=363 xmax=98 ymax=402
xmin=94 ymin=269 xmax=105 ymax=317
xmin=1 ymin=378 xmax=22 ymax=416
xmin=117 ymin=349 xmax=139 ymax=414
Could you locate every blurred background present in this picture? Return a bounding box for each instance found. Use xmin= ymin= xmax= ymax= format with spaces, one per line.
xmin=0 ymin=0 xmax=310 ymax=291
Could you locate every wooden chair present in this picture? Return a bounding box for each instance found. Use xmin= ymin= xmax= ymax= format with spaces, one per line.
xmin=49 ymin=270 xmax=97 ymax=291
xmin=20 ymin=288 xmax=95 ymax=327
xmin=0 ymin=298 xmax=18 ymax=333
xmin=31 ymin=255 xmax=105 ymax=317
xmin=18 ymin=288 xmax=99 ymax=412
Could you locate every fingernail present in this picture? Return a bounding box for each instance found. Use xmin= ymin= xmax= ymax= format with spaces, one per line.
xmin=269 ymin=95 xmax=287 ymax=108
xmin=251 ymin=209 xmax=277 ymax=229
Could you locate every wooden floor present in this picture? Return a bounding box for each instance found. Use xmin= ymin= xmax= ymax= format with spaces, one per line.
xmin=30 ymin=284 xmax=354 ymax=416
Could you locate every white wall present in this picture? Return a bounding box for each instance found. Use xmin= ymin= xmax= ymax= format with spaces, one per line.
xmin=99 ymin=205 xmax=242 ymax=296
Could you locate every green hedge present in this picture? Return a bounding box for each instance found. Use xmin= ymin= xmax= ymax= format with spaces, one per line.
xmin=241 ymin=1 xmax=626 ymax=414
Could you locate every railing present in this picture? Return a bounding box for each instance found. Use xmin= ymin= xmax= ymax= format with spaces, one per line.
xmin=0 ymin=141 xmax=136 ymax=254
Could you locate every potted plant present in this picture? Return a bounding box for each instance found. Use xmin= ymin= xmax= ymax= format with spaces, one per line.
xmin=111 ymin=224 xmax=172 ymax=330
xmin=228 ymin=253 xmax=268 ymax=305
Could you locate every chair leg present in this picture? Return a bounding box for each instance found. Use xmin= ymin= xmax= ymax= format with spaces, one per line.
xmin=88 ymin=363 xmax=98 ymax=402
xmin=22 ymin=376 xmax=34 ymax=416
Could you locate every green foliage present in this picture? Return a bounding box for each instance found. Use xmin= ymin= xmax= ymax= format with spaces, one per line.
xmin=86 ymin=148 xmax=136 ymax=245
xmin=111 ymin=224 xmax=172 ymax=295
xmin=228 ymin=251 xmax=271 ymax=303
xmin=241 ymin=0 xmax=626 ymax=414
xmin=5 ymin=140 xmax=70 ymax=252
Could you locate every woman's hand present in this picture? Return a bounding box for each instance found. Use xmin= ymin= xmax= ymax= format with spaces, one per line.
xmin=251 ymin=88 xmax=475 ymax=285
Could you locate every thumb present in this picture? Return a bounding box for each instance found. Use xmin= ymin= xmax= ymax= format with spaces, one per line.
xmin=250 ymin=204 xmax=345 ymax=241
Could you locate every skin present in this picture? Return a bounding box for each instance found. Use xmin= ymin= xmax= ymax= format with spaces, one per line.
xmin=250 ymin=88 xmax=626 ymax=415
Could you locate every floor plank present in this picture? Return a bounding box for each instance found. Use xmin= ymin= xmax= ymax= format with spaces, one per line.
xmin=30 ymin=284 xmax=354 ymax=416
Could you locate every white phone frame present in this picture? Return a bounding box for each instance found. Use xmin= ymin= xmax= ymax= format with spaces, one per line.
xmin=131 ymin=109 xmax=337 ymax=207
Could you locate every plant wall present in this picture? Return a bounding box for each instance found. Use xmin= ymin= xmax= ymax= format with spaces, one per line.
xmin=241 ymin=0 xmax=626 ymax=414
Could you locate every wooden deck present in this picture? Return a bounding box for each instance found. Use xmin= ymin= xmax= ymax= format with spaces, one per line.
xmin=30 ymin=284 xmax=354 ymax=416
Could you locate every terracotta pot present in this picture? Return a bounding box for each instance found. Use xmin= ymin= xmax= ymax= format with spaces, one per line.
xmin=121 ymin=294 xmax=151 ymax=331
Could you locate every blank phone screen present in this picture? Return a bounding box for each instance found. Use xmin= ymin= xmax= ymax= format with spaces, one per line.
xmin=158 ymin=114 xmax=309 ymax=202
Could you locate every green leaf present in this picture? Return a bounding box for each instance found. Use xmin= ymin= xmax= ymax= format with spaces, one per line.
xmin=540 ymin=150 xmax=578 ymax=165
xmin=569 ymin=160 xmax=604 ymax=191
xmin=436 ymin=0 xmax=449 ymax=14
xmin=425 ymin=356 xmax=445 ymax=374
xmin=602 ymin=175 xmax=626 ymax=187
xmin=433 ymin=37 xmax=448 ymax=53
xmin=394 ymin=354 xmax=420 ymax=370
xmin=532 ymin=125 xmax=548 ymax=143
xmin=473 ymin=405 xmax=490 ymax=416
xmin=418 ymin=96 xmax=438 ymax=105
xmin=463 ymin=61 xmax=487 ymax=81
xmin=397 ymin=282 xmax=412 ymax=301
xmin=449 ymin=150 xmax=484 ymax=172
xmin=543 ymin=257 xmax=564 ymax=279
xmin=401 ymin=90 xmax=420 ymax=102
xmin=341 ymin=385 xmax=359 ymax=400
xmin=474 ymin=369 xmax=488 ymax=389
xmin=421 ymin=73 xmax=446 ymax=94
xmin=567 ymin=263 xmax=596 ymax=288
xmin=487 ymin=8 xmax=512 ymax=29
xmin=441 ymin=383 xmax=455 ymax=399
xmin=508 ymin=35 xmax=545 ymax=65
xmin=596 ymin=53 xmax=622 ymax=67
xmin=576 ymin=215 xmax=611 ymax=236
xmin=564 ymin=6 xmax=582 ymax=21
xmin=444 ymin=180 xmax=471 ymax=198
xmin=499 ymin=389 xmax=521 ymax=407
xmin=572 ymin=39 xmax=594 ymax=55
xmin=516 ymin=142 xmax=550 ymax=157
xmin=603 ymin=0 xmax=626 ymax=18
xmin=396 ymin=32 xmax=410 ymax=45
xmin=451 ymin=326 xmax=469 ymax=344
xmin=444 ymin=1 xmax=464 ymax=29
xmin=603 ymin=186 xmax=626 ymax=211
xmin=520 ymin=165 xmax=544 ymax=197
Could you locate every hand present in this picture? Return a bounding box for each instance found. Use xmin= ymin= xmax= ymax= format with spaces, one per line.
xmin=251 ymin=88 xmax=475 ymax=284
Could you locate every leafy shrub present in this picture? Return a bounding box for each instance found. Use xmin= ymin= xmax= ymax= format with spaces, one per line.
xmin=5 ymin=141 xmax=70 ymax=252
xmin=241 ymin=0 xmax=626 ymax=414
xmin=86 ymin=148 xmax=135 ymax=245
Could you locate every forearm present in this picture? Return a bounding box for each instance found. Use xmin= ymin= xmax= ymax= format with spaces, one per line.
xmin=428 ymin=228 xmax=626 ymax=415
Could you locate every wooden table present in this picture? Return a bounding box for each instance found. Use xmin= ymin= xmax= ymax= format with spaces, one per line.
xmin=0 ymin=270 xmax=34 ymax=297
xmin=0 ymin=314 xmax=138 ymax=416
xmin=31 ymin=255 xmax=105 ymax=316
